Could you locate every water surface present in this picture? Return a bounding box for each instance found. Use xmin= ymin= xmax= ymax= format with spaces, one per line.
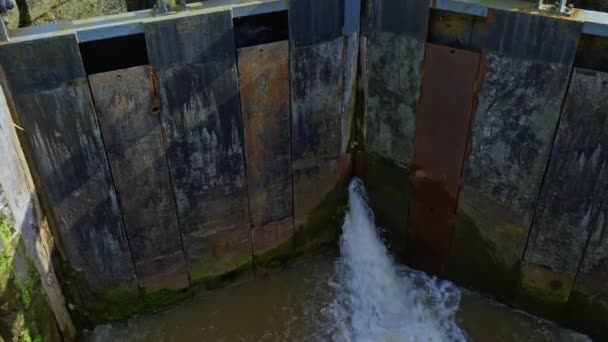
xmin=88 ymin=179 xmax=590 ymax=341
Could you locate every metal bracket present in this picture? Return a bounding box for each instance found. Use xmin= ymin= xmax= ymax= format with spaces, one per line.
xmin=538 ymin=0 xmax=574 ymax=16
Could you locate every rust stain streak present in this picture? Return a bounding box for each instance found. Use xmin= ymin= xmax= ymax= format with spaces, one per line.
xmin=148 ymin=65 xmax=161 ymax=115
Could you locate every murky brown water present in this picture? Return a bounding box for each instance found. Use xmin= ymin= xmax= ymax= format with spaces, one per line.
xmin=86 ymin=250 xmax=588 ymax=342
xmin=87 ymin=181 xmax=590 ymax=342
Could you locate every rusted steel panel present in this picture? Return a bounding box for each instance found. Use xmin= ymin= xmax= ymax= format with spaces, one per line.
xmin=372 ymin=0 xmax=429 ymax=38
xmin=293 ymin=156 xmax=351 ymax=253
xmin=523 ymin=69 xmax=608 ymax=302
xmin=0 ymin=35 xmax=137 ymax=294
xmin=407 ymin=43 xmax=480 ymax=274
xmin=407 ymin=199 xmax=456 ymax=275
xmin=289 ymin=0 xmax=344 ymax=47
xmin=291 ymin=37 xmax=344 ymax=161
xmin=238 ymin=40 xmax=292 ymax=229
xmin=365 ymin=31 xmax=424 ymax=169
xmin=89 ymin=66 xmax=190 ymax=292
xmin=447 ymin=10 xmax=582 ymax=297
xmin=411 ymin=43 xmax=480 ymax=211
xmin=145 ymin=11 xmax=253 ymax=284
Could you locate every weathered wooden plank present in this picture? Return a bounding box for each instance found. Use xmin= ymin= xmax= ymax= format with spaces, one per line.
xmin=446 ymin=10 xmax=582 ymax=297
xmin=145 ymin=11 xmax=252 ymax=284
xmin=359 ymin=0 xmax=428 ymax=260
xmin=485 ymin=10 xmax=580 ymax=64
xmin=372 ymin=0 xmax=428 ymax=38
xmin=522 ymin=68 xmax=608 ymax=303
xmin=365 ymin=31 xmax=424 ymax=168
xmin=291 ymin=33 xmax=349 ymax=254
xmin=291 ymin=37 xmax=344 ymax=162
xmin=238 ymin=41 xmax=292 ymax=228
xmin=289 ymin=0 xmax=344 ymax=47
xmin=145 ymin=12 xmax=235 ymax=67
xmin=237 ymin=40 xmax=294 ymax=263
xmin=0 ymin=68 xmax=76 ymax=338
xmin=251 ymin=218 xmax=294 ymax=265
xmin=0 ymin=35 xmax=138 ymax=295
xmin=408 ymin=44 xmax=481 ymax=275
xmin=89 ymin=66 xmax=190 ymax=292
xmin=341 ymin=31 xmax=359 ymax=155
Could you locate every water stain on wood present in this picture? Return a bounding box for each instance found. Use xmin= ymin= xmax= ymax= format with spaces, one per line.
xmin=89 ymin=65 xmax=190 ymax=292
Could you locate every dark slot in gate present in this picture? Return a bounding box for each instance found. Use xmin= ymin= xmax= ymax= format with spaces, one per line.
xmin=407 ymin=43 xmax=481 ymax=275
xmin=233 ymin=10 xmax=289 ymax=48
xmin=79 ymin=33 xmax=150 ymax=75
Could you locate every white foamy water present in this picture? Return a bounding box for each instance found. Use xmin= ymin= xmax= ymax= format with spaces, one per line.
xmin=323 ymin=178 xmax=467 ymax=342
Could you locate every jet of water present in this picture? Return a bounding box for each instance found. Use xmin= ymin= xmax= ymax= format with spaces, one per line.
xmin=323 ymin=178 xmax=467 ymax=342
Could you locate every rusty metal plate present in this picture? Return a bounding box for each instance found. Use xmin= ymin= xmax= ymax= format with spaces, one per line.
xmin=89 ymin=65 xmax=190 ymax=291
xmin=411 ymin=43 xmax=481 ymax=212
xmin=238 ymin=40 xmax=293 ymax=229
xmin=407 ymin=199 xmax=456 ymax=275
xmin=407 ymin=43 xmax=481 ymax=275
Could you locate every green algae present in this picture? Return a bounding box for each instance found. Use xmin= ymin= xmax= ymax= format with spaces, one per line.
xmin=189 ymin=254 xmax=253 ymax=290
xmin=0 ymin=219 xmax=13 ymax=247
xmin=254 ymin=234 xmax=295 ymax=271
xmin=445 ymin=208 xmax=522 ymax=301
xmin=566 ymin=290 xmax=608 ymax=340
xmin=360 ymin=152 xmax=410 ymax=261
xmin=0 ymin=227 xmax=62 ymax=342
xmin=294 ymin=177 xmax=350 ymax=255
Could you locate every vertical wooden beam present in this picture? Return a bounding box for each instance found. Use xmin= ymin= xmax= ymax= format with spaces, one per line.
xmin=446 ymin=10 xmax=582 ymax=298
xmin=362 ymin=0 xmax=429 ymax=258
xmin=89 ymin=65 xmax=190 ymax=293
xmin=365 ymin=0 xmax=428 ymax=168
xmin=145 ymin=11 xmax=252 ymax=285
xmin=0 ymin=35 xmax=138 ymax=296
xmin=237 ymin=41 xmax=294 ymax=266
xmin=523 ymin=68 xmax=608 ymax=305
xmin=290 ymin=0 xmax=350 ymax=252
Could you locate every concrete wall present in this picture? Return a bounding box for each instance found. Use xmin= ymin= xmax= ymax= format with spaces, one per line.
xmin=359 ymin=0 xmax=608 ymax=339
xmin=0 ymin=1 xmax=357 ymax=326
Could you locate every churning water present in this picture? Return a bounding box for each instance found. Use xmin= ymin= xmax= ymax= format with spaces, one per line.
xmin=323 ymin=178 xmax=465 ymax=341
xmin=88 ymin=178 xmax=590 ymax=342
